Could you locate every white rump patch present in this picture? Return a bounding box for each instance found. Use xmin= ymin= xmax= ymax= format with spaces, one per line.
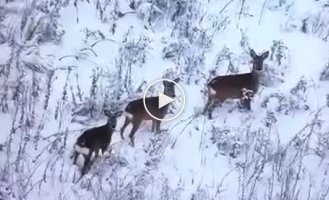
xmin=74 ymin=144 xmax=90 ymax=155
xmin=124 ymin=111 xmax=134 ymax=120
xmin=209 ymin=87 xmax=217 ymax=96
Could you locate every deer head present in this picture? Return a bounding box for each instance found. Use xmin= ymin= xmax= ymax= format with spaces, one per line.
xmin=104 ymin=110 xmax=123 ymax=130
xmin=163 ymin=78 xmax=180 ymax=98
xmin=250 ymin=49 xmax=269 ymax=72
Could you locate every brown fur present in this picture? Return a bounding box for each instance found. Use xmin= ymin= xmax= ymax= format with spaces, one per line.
xmin=205 ymin=49 xmax=269 ymax=118
xmin=120 ymin=78 xmax=179 ymax=146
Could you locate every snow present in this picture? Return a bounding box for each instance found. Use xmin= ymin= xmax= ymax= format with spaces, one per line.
xmin=1 ymin=0 xmax=329 ymax=200
xmin=0 ymin=43 xmax=10 ymax=64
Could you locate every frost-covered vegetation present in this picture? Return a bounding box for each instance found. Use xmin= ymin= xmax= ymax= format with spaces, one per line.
xmin=1 ymin=0 xmax=329 ymax=199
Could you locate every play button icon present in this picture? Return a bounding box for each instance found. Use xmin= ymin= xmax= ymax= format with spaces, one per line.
xmin=143 ymin=78 xmax=185 ymax=121
xmin=158 ymin=92 xmax=174 ymax=109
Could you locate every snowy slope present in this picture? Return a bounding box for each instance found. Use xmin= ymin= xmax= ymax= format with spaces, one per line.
xmin=1 ymin=0 xmax=329 ymax=199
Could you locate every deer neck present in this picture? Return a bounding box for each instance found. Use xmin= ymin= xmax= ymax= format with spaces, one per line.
xmin=250 ymin=70 xmax=261 ymax=93
xmin=105 ymin=121 xmax=114 ymax=136
xmin=164 ymin=90 xmax=175 ymax=98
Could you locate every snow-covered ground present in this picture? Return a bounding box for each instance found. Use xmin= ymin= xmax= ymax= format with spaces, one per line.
xmin=1 ymin=0 xmax=329 ymax=199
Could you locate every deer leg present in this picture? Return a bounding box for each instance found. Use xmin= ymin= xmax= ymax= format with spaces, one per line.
xmin=95 ymin=148 xmax=102 ymax=158
xmin=81 ymin=153 xmax=92 ymax=175
xmin=208 ymin=100 xmax=222 ymax=119
xmin=151 ymin=119 xmax=161 ymax=133
xmin=207 ymin=108 xmax=213 ymax=119
xmin=207 ymin=101 xmax=216 ymax=119
xmin=246 ymin=94 xmax=253 ymax=111
xmin=203 ymin=100 xmax=212 ymax=115
xmin=102 ymin=146 xmax=111 ymax=157
xmin=72 ymin=151 xmax=79 ymax=165
xmin=120 ymin=117 xmax=131 ymax=140
xmin=151 ymin=120 xmax=155 ymax=132
xmin=155 ymin=120 xmax=161 ymax=133
xmin=129 ymin=121 xmax=141 ymax=147
xmin=204 ymin=97 xmax=217 ymax=119
xmin=241 ymin=98 xmax=251 ymax=110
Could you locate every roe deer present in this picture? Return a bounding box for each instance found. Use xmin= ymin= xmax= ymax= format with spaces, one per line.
xmin=72 ymin=110 xmax=123 ymax=175
xmin=120 ymin=78 xmax=180 ymax=147
xmin=205 ymin=49 xmax=269 ymax=119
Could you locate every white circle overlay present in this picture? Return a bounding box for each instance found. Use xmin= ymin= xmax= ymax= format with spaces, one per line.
xmin=143 ymin=78 xmax=185 ymax=122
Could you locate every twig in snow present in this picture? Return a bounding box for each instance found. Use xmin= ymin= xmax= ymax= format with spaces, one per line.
xmin=91 ymin=38 xmax=118 ymax=47
xmin=238 ymin=0 xmax=247 ymax=23
xmin=170 ymin=111 xmax=204 ymax=149
xmin=74 ymin=0 xmax=79 ymax=23
xmin=219 ymin=0 xmax=234 ymax=14
xmin=258 ymin=0 xmax=268 ymax=25
xmin=80 ymin=48 xmax=98 ymax=57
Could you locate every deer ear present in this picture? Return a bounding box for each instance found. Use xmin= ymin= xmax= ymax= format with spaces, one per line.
xmin=250 ymin=49 xmax=257 ymax=58
xmin=114 ymin=111 xmax=123 ymax=117
xmin=261 ymin=51 xmax=269 ymax=59
xmin=163 ymin=80 xmax=169 ymax=86
xmin=173 ymin=78 xmax=180 ymax=83
xmin=104 ymin=110 xmax=112 ymax=116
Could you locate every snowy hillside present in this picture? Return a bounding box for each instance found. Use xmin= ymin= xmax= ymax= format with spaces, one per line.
xmin=1 ymin=0 xmax=329 ymax=199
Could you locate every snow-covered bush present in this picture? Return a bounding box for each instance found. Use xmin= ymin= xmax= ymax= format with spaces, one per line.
xmin=262 ymin=111 xmax=278 ymax=128
xmin=315 ymin=129 xmax=329 ymax=158
xmin=159 ymin=177 xmax=182 ymax=200
xmin=261 ymin=92 xmax=309 ymax=115
xmin=214 ymin=46 xmax=244 ymax=74
xmin=134 ymin=0 xmax=197 ymax=28
xmin=71 ymin=67 xmax=128 ymax=124
xmin=95 ymin=0 xmax=120 ymax=24
xmin=120 ymin=34 xmax=151 ymax=69
xmin=162 ymin=38 xmax=207 ymax=84
xmin=115 ymin=29 xmax=152 ymax=95
xmin=261 ymin=78 xmax=310 ymax=114
xmin=87 ymin=67 xmax=102 ymax=118
xmin=270 ymin=40 xmax=290 ymax=69
xmin=320 ymin=61 xmax=329 ymax=81
xmin=191 ymin=188 xmax=208 ymax=200
xmin=157 ymin=0 xmax=209 ymax=85
xmin=162 ymin=39 xmax=189 ymax=61
xmin=0 ymin=0 xmax=67 ymax=120
xmin=261 ymin=40 xmax=290 ymax=87
xmin=0 ymin=178 xmax=17 ymax=200
xmin=82 ymin=28 xmax=106 ymax=44
xmin=280 ymin=1 xmax=329 ymax=41
xmin=305 ymin=6 xmax=329 ymax=41
xmin=144 ymin=133 xmax=171 ymax=169
xmin=18 ymin=0 xmax=66 ymax=44
xmin=210 ymin=126 xmax=245 ymax=159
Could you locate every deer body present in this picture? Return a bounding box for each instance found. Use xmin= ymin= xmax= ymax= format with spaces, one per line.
xmin=120 ymin=78 xmax=179 ymax=147
xmin=208 ymin=72 xmax=260 ymax=99
xmin=72 ymin=110 xmax=123 ymax=175
xmin=125 ymin=97 xmax=169 ymax=121
xmin=206 ymin=49 xmax=269 ymax=119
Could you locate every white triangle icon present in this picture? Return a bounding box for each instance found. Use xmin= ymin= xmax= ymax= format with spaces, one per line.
xmin=158 ymin=93 xmax=174 ymax=109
